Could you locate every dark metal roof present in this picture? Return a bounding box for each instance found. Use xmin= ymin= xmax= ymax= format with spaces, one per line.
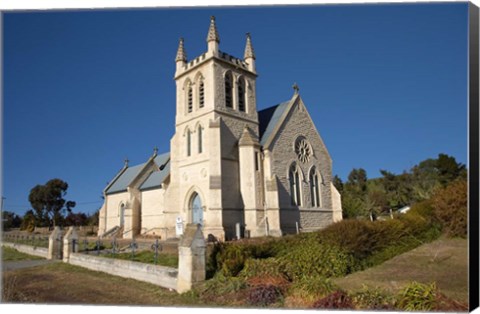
xmin=258 ymin=100 xmax=290 ymax=146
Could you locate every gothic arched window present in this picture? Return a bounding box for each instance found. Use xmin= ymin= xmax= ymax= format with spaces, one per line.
xmin=198 ymin=125 xmax=203 ymax=154
xmin=186 ymin=129 xmax=192 ymax=157
xmin=238 ymin=77 xmax=246 ymax=112
xmin=289 ymin=163 xmax=302 ymax=206
xmin=187 ymin=84 xmax=193 ymax=113
xmin=225 ymin=72 xmax=233 ymax=108
xmin=198 ymin=80 xmax=205 ymax=108
xmin=310 ymin=167 xmax=321 ymax=207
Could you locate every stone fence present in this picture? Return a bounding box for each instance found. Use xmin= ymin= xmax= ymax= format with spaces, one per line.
xmin=2 ymin=224 xmax=206 ymax=293
xmin=2 ymin=242 xmax=49 ymax=259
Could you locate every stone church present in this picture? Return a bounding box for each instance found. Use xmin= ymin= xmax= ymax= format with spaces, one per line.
xmin=98 ymin=17 xmax=342 ymax=241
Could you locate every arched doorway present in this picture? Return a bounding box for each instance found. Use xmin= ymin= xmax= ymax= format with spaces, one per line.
xmin=190 ymin=192 xmax=203 ymax=226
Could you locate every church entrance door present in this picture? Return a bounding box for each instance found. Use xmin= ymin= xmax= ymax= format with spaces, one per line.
xmin=191 ymin=193 xmax=203 ymax=226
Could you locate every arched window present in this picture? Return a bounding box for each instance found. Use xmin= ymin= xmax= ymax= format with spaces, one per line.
xmin=187 ymin=84 xmax=193 ymax=113
xmin=186 ymin=129 xmax=192 ymax=157
xmin=198 ymin=80 xmax=205 ymax=108
xmin=310 ymin=167 xmax=321 ymax=207
xmin=238 ymin=77 xmax=246 ymax=112
xmin=225 ymin=72 xmax=233 ymax=108
xmin=198 ymin=125 xmax=203 ymax=154
xmin=119 ymin=203 xmax=125 ymax=227
xmin=289 ymin=163 xmax=302 ymax=206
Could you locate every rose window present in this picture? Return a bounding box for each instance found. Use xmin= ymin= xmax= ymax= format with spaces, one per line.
xmin=295 ymin=138 xmax=311 ymax=163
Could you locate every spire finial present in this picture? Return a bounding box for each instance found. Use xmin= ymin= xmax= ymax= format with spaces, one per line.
xmin=207 ymin=15 xmax=220 ymax=43
xmin=153 ymin=146 xmax=158 ymax=156
xmin=293 ymin=83 xmax=300 ymax=95
xmin=175 ymin=37 xmax=187 ymax=63
xmin=244 ymin=32 xmax=255 ymax=60
xmin=124 ymin=157 xmax=129 ymax=167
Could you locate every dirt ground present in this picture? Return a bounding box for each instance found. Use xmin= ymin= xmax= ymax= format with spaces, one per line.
xmin=333 ymin=237 xmax=469 ymax=304
xmin=2 ymin=262 xmax=197 ymax=306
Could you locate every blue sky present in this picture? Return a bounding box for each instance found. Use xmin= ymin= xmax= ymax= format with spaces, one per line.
xmin=2 ymin=3 xmax=469 ymax=216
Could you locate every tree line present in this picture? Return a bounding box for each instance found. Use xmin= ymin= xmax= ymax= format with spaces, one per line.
xmin=333 ymin=153 xmax=467 ymax=220
xmin=2 ymin=178 xmax=99 ymax=232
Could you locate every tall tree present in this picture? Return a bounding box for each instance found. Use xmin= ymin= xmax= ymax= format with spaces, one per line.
xmin=28 ymin=178 xmax=76 ymax=228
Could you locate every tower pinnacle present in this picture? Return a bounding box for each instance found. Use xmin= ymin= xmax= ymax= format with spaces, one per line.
xmin=206 ymin=16 xmax=220 ymax=43
xmin=244 ymin=33 xmax=255 ymax=60
xmin=175 ymin=37 xmax=187 ymax=63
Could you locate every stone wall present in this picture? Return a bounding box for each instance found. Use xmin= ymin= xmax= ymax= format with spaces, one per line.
xmin=2 ymin=242 xmax=48 ymax=259
xmin=68 ymin=253 xmax=178 ymax=291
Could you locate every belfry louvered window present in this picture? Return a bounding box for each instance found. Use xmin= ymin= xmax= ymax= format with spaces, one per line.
xmin=238 ymin=78 xmax=245 ymax=112
xmin=225 ymin=72 xmax=233 ymax=108
xmin=199 ymin=81 xmax=205 ymax=108
xmin=187 ymin=85 xmax=193 ymax=113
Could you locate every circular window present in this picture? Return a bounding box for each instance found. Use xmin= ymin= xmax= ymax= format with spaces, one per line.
xmin=295 ymin=138 xmax=311 ymax=163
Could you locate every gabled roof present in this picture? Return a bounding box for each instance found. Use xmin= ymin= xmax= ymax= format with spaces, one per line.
xmin=140 ymin=158 xmax=171 ymax=191
xmin=105 ymin=152 xmax=171 ymax=195
xmin=105 ymin=163 xmax=146 ymax=194
xmin=258 ymin=99 xmax=291 ymax=146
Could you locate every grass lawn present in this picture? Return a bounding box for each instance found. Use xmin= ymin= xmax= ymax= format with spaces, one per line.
xmin=333 ymin=237 xmax=469 ymax=304
xmin=1 ymin=246 xmax=44 ymax=261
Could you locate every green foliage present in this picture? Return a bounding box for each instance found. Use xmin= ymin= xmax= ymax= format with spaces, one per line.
xmin=398 ymin=281 xmax=437 ymax=311
xmin=352 ymin=286 xmax=396 ymax=310
xmin=431 ymin=179 xmax=467 ymax=238
xmin=239 ymin=257 xmax=284 ymax=279
xmin=203 ymin=273 xmax=247 ymax=294
xmin=288 ymin=275 xmax=335 ymax=302
xmin=339 ymin=153 xmax=465 ymax=219
xmin=28 ymin=178 xmax=76 ymax=228
xmin=278 ymin=238 xmax=354 ymax=280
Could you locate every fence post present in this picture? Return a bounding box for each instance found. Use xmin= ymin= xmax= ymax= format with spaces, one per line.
xmin=177 ymin=224 xmax=206 ymax=293
xmin=48 ymin=226 xmax=63 ymax=260
xmin=63 ymin=226 xmax=79 ymax=263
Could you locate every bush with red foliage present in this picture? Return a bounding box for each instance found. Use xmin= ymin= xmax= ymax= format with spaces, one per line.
xmin=312 ymin=290 xmax=355 ymax=310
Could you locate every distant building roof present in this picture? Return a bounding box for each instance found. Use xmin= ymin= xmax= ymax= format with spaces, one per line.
xmin=258 ymin=100 xmax=290 ymax=146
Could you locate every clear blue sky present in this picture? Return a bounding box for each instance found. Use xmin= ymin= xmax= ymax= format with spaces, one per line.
xmin=2 ymin=3 xmax=469 ymax=216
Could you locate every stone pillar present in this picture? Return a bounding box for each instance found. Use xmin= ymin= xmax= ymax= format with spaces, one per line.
xmin=177 ymin=224 xmax=206 ymax=293
xmin=63 ymin=226 xmax=79 ymax=262
xmin=47 ymin=226 xmax=63 ymax=260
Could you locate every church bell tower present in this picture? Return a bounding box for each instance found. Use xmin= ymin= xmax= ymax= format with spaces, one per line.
xmin=166 ymin=16 xmax=261 ymax=241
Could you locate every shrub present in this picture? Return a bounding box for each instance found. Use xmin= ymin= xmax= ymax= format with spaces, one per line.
xmin=288 ymin=275 xmax=335 ymax=303
xmin=247 ymin=284 xmax=283 ymax=307
xmin=278 ymin=239 xmax=355 ymax=280
xmin=352 ymin=286 xmax=396 ymax=310
xmin=203 ymin=273 xmax=247 ymax=294
xmin=239 ymin=257 xmax=285 ymax=279
xmin=397 ymin=281 xmax=437 ymax=311
xmin=312 ymin=290 xmax=354 ymax=309
xmin=408 ymin=200 xmax=435 ymax=221
xmin=431 ymin=179 xmax=467 ymax=238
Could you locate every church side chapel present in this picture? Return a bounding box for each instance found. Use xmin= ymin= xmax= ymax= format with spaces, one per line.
xmin=98 ymin=17 xmax=343 ymax=241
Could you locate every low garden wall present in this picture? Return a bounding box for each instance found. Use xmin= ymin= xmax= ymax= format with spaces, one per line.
xmin=2 ymin=242 xmax=49 ymax=259
xmin=68 ymin=253 xmax=178 ymax=290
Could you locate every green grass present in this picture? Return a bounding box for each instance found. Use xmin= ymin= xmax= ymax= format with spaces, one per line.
xmin=1 ymin=246 xmax=44 ymax=261
xmin=103 ymin=250 xmax=178 ymax=267
xmin=2 ymin=236 xmax=49 ymax=248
